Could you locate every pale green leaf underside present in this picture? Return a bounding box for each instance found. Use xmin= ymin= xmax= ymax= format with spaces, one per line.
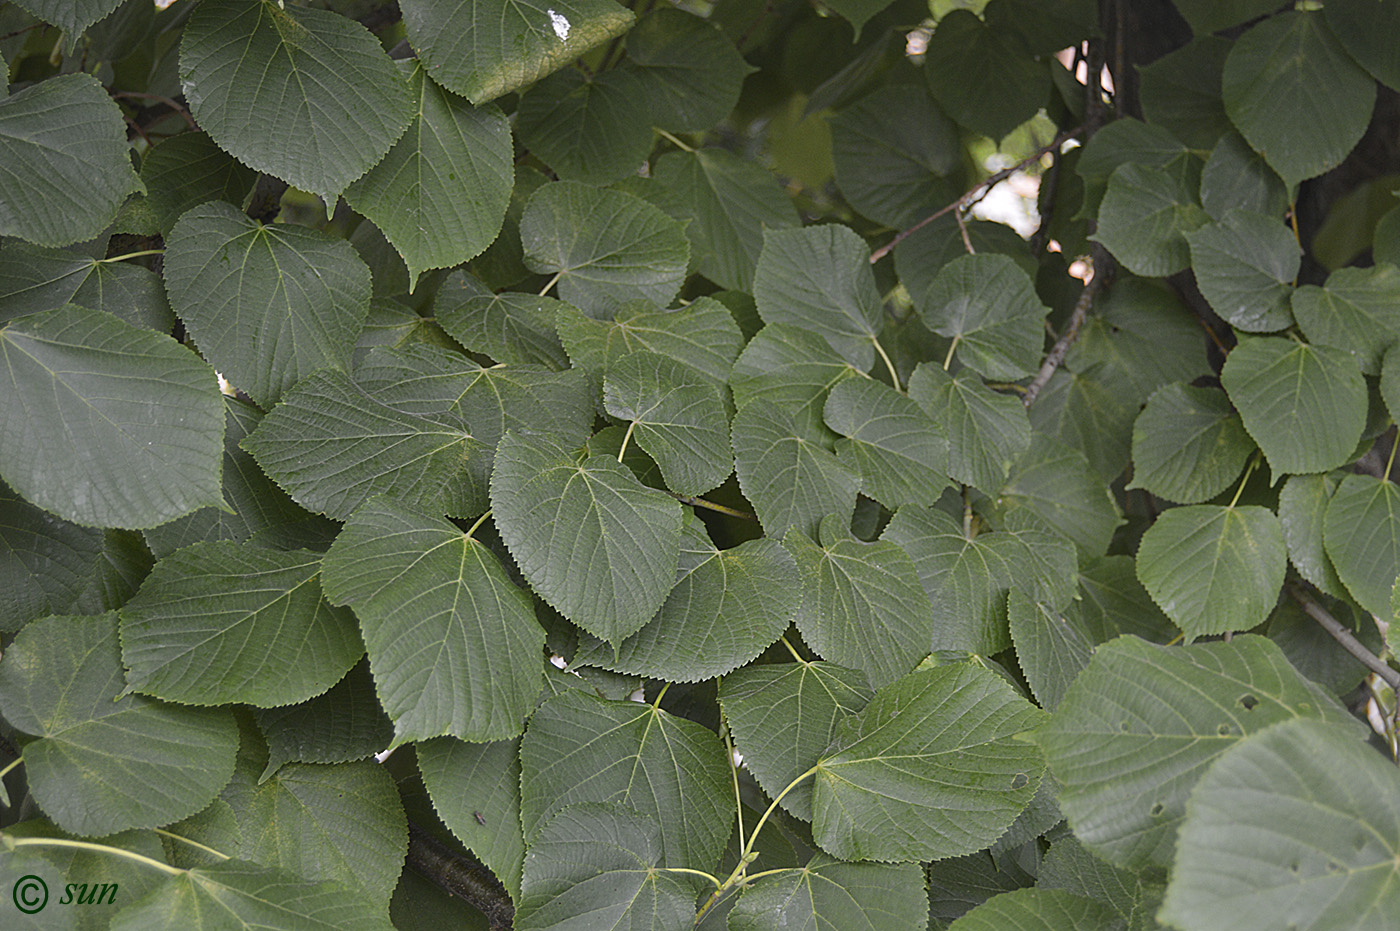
xmin=321 ymin=497 xmax=544 ymax=744
xmin=520 ymin=690 xmax=733 ymax=870
xmin=491 ymin=432 xmax=683 ymax=643
xmin=812 ymin=663 xmax=1048 ymax=862
xmin=1030 ymin=634 xmax=1358 ymax=871
xmin=401 ymin=0 xmax=634 ymax=104
xmin=1160 ymin=719 xmax=1400 ymax=931
xmin=118 ymin=542 xmax=361 ymax=708
xmin=180 ymin=0 xmax=413 ymax=201
xmin=0 ymin=73 xmax=143 ymax=247
xmin=0 ymin=613 xmax=238 ymax=838
xmin=0 ymin=305 xmax=224 ymax=530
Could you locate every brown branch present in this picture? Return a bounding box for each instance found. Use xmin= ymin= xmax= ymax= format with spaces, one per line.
xmin=1287 ymin=584 xmax=1400 ymax=692
xmin=868 ymin=126 xmax=1082 ymax=264
xmin=111 ymin=91 xmax=199 ymax=131
xmin=406 ymin=821 xmax=514 ymax=931
xmin=1022 ymin=244 xmax=1114 ymax=407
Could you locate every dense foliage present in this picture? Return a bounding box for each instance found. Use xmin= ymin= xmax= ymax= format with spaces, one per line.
xmin=1 ymin=0 xmax=1398 ymax=929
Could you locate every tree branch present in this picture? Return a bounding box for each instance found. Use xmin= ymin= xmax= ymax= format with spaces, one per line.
xmin=1022 ymin=243 xmax=1114 ymax=407
xmin=868 ymin=126 xmax=1082 ymax=264
xmin=406 ymin=821 xmax=514 ymax=931
xmin=1286 ymin=584 xmax=1400 ymax=692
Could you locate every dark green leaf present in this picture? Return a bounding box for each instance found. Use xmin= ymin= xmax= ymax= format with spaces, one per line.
xmin=997 ymin=435 xmax=1121 ymax=558
xmin=1323 ymin=474 xmax=1400 ymax=618
xmin=435 ymin=282 xmax=572 ymax=369
xmin=1093 ymin=162 xmax=1209 ymax=277
xmin=0 ymin=486 xmax=104 ymax=632
xmin=1291 ymin=263 xmax=1400 ymax=375
xmin=730 ymin=323 xmax=863 ymax=439
xmin=0 ymin=241 xmax=172 ymax=331
xmin=558 ymin=295 xmax=743 ymax=390
xmin=729 ymin=854 xmax=928 ymax=931
xmin=732 ymin=400 xmax=859 ymax=539
xmin=945 ymin=888 xmax=1121 ymax=931
xmin=622 ymin=8 xmax=752 ymax=132
xmin=1277 ymin=473 xmax=1346 ymax=597
xmin=1138 ymin=37 xmax=1233 ymax=149
xmin=418 ymin=738 xmax=525 ymax=900
xmin=1199 ymin=133 xmax=1288 ymax=222
xmin=11 ymin=0 xmax=122 ymax=36
xmin=1008 ymin=591 xmax=1095 ymax=713
xmin=1128 ymin=383 xmax=1255 ymax=505
xmin=923 ymin=10 xmax=1049 ymax=141
xmin=908 ymin=363 xmax=1031 ymax=495
xmin=514 ymin=66 xmax=654 ymax=185
xmin=824 ymin=376 xmax=950 ymax=510
xmin=1185 ymin=210 xmax=1297 ymax=333
xmin=254 ymin=660 xmax=394 ymax=777
xmin=137 ymin=132 xmax=257 ymax=236
xmin=918 ymin=254 xmax=1049 ymax=380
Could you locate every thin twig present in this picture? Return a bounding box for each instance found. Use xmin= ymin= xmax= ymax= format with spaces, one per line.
xmin=0 ymin=20 xmax=43 ymax=42
xmin=868 ymin=126 xmax=1082 ymax=264
xmin=1022 ymin=244 xmax=1113 ymax=407
xmin=1287 ymin=584 xmax=1400 ymax=692
xmin=111 ymin=90 xmax=199 ymax=131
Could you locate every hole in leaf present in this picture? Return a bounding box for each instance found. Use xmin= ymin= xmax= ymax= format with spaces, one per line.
xmin=1009 ymin=772 xmax=1029 ymax=790
xmin=1149 ymin=802 xmax=1164 ymax=817
xmin=1217 ymin=723 xmax=1231 ymax=736
xmin=1289 ymin=862 xmax=1301 ymax=874
xmin=1239 ymin=694 xmax=1259 ymax=710
xmin=1326 ymin=862 xmax=1342 ymax=873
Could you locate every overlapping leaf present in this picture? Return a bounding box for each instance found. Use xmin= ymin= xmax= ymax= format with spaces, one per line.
xmin=514 ymin=66 xmax=653 ymax=185
xmin=620 ymin=8 xmax=752 ymax=132
xmin=1128 ymin=384 xmax=1255 ymax=504
xmin=1093 ymin=162 xmax=1209 ymax=277
xmin=812 ymin=663 xmax=1048 ymax=861
xmin=345 ymin=62 xmax=513 ymax=290
xmin=785 ymin=515 xmax=934 ymax=689
xmin=0 ymin=241 xmax=172 ymax=331
xmin=180 ymin=0 xmax=411 ymax=202
xmin=732 ymin=400 xmax=859 ymax=540
xmin=418 ymin=738 xmax=525 ymax=899
xmin=321 ymin=497 xmax=545 ymax=744
xmin=520 ymin=690 xmax=733 ymax=870
xmin=434 ymin=283 xmax=571 ymax=370
xmin=1030 ymin=634 xmax=1359 ymax=870
xmin=491 ymin=432 xmax=683 ymax=642
xmin=521 ymin=180 xmax=689 ymax=315
xmin=0 ymin=486 xmax=104 ymax=632
xmin=0 ymin=613 xmax=238 ymax=837
xmin=558 ymin=295 xmax=744 ymax=391
xmin=1221 ymin=336 xmax=1367 ymax=475
xmin=254 ymin=660 xmax=394 ymax=777
xmin=730 ymin=324 xmax=863 ymax=438
xmin=1185 ymin=210 xmax=1298 ymax=332
xmin=944 ymin=888 xmax=1121 ymax=931
xmin=0 ymin=73 xmax=143 ymax=247
xmin=1277 ymin=473 xmax=1346 ymax=597
xmin=923 ymin=10 xmax=1049 ymax=141
xmin=918 ymin=254 xmax=1049 ymax=380
xmin=119 ymin=542 xmax=361 ymax=708
xmin=0 ymin=305 xmax=225 ymax=529
xmin=400 ymin=0 xmax=634 ymax=104
xmin=11 ymin=0 xmax=122 ymax=36
xmin=164 ymin=203 xmax=371 ymax=407
xmin=729 ymin=855 xmax=929 ymax=931
xmin=1323 ymin=474 xmax=1400 ymax=618
xmin=996 ymin=435 xmax=1120 ymax=558
xmin=908 ymin=363 xmax=1031 ymax=495
xmin=1291 ymin=263 xmax=1400 ymax=374
xmin=823 ymin=376 xmax=949 ymax=509
xmin=136 ymin=131 xmax=258 ymax=236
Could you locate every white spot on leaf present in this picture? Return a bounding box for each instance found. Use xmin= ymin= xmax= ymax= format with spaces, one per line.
xmin=548 ymin=9 xmax=570 ymax=40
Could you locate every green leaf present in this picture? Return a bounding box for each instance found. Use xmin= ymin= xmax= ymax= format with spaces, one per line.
xmin=918 ymin=254 xmax=1050 ymax=380
xmin=136 ymin=131 xmax=258 ymax=236
xmin=163 ymin=202 xmax=371 ymax=407
xmin=577 ymin=517 xmax=800 ymax=682
xmin=1170 ymin=0 xmax=1284 ymax=34
xmin=0 ymin=485 xmax=104 ymax=633
xmin=1030 ymin=634 xmax=1359 ymax=871
xmin=719 ymin=662 xmax=871 ymax=821
xmin=785 ymin=515 xmax=935 ymax=689
xmin=558 ymin=295 xmax=744 ymax=390
xmin=521 ymin=181 xmax=690 ymax=316
xmin=1074 ymin=118 xmax=1191 ymax=220
xmin=823 ymin=376 xmax=949 ymax=510
xmin=0 ymin=612 xmax=238 ymax=837
xmin=1128 ymin=384 xmax=1255 ymax=505
xmin=491 ymin=432 xmax=683 ymax=643
xmin=1093 ymin=162 xmax=1210 ymax=277
xmin=514 ymin=66 xmax=653 ymax=185
xmin=1160 ymin=719 xmax=1400 ymax=931
xmin=1323 ymin=474 xmax=1400 ymax=618
xmin=1222 ymin=11 xmax=1375 ymax=188
xmin=321 ymin=497 xmax=545 ymax=744
xmin=831 ymin=83 xmax=960 ymax=227
xmin=417 ymin=737 xmax=525 ymax=899
xmin=0 ymin=73 xmax=143 ymax=247
xmin=242 ymin=368 xmax=472 ymax=521
xmin=730 ymin=323 xmax=863 ymax=439
xmin=1185 ymin=210 xmax=1298 ymax=333
xmin=997 ymin=435 xmax=1121 ymax=558
xmin=1221 ymin=336 xmax=1367 ymax=475
xmin=1199 ymin=133 xmax=1288 ymax=223
xmin=0 ymin=305 xmax=224 ymax=530
xmin=728 ymin=854 xmax=929 ymax=931
xmin=1325 ymin=0 xmax=1400 ymax=90
xmin=923 ymin=10 xmax=1050 ymax=141
xmin=10 ymin=0 xmax=122 ymax=36
xmin=1384 ymin=342 xmax=1400 ymax=422
xmin=344 ymin=62 xmax=512 ymax=291
xmin=1277 ymin=473 xmax=1347 ymax=597
xmin=520 ymin=690 xmax=733 ymax=870
xmin=753 ymin=225 xmax=884 ymax=371
xmin=908 ymin=363 xmax=1031 ymax=495
xmin=254 ymin=660 xmax=394 ymax=776
xmin=650 ymin=148 xmax=800 ymax=292
xmin=0 ymin=241 xmax=172 ymax=332
xmin=1075 ymin=554 xmax=1177 ymax=642
xmin=1138 ymin=36 xmax=1233 ymax=149
xmin=179 ymin=0 xmax=412 ymax=203
xmin=1136 ymin=505 xmax=1286 ymax=639
xmin=118 ymin=542 xmax=361 ymax=708
xmin=1066 ymin=278 xmax=1212 ymax=398
xmin=811 ymin=663 xmax=1048 ymax=861
xmin=219 ymin=760 xmax=407 ymax=903
xmin=400 ymin=0 xmax=634 ymax=104
xmin=603 ymin=351 xmax=731 ymax=496
xmin=1026 ymin=364 xmax=1138 ymax=482
xmin=621 ymin=8 xmax=752 ymax=133
xmin=1008 ymin=591 xmax=1095 ymax=713
xmin=434 ymin=283 xmax=571 ymax=369
xmin=945 ymin=888 xmax=1122 ymax=931
xmin=143 ymin=398 xmax=339 ymax=559
xmin=732 ymin=399 xmax=859 ymax=540
xmin=108 ymin=861 xmax=394 ymax=931
xmin=514 ymin=803 xmax=699 ymax=931
xmin=1291 ymin=263 xmax=1400 ymax=375
xmin=894 ymin=217 xmax=1039 ymax=305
